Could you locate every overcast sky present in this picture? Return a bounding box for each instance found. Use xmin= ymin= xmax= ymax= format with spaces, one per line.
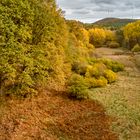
xmin=56 ymin=0 xmax=140 ymax=23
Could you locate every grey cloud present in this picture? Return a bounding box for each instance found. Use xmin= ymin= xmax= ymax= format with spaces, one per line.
xmin=56 ymin=0 xmax=140 ymax=23
xmin=93 ymin=0 xmax=116 ymax=5
xmin=72 ymin=10 xmax=90 ymax=15
xmin=92 ymin=7 xmax=114 ymax=12
xmin=134 ymin=2 xmax=140 ymax=8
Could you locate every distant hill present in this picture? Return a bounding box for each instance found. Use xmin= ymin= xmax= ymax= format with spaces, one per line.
xmin=94 ymin=18 xmax=136 ymax=24
xmin=85 ymin=18 xmax=138 ymax=29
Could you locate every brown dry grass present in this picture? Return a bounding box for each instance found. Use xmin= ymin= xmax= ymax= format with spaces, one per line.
xmin=0 ymin=91 xmax=118 ymax=140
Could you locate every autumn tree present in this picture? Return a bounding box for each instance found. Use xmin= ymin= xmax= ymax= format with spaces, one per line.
xmin=0 ymin=0 xmax=69 ymax=96
xmin=89 ymin=28 xmax=106 ymax=47
xmin=66 ymin=20 xmax=94 ymax=66
xmin=89 ymin=28 xmax=117 ymax=47
xmin=123 ymin=20 xmax=140 ymax=49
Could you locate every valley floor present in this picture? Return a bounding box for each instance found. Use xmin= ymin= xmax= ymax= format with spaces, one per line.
xmin=91 ymin=47 xmax=140 ymax=140
xmin=0 ymin=47 xmax=139 ymax=140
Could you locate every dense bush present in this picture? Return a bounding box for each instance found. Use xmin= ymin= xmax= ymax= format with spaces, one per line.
xmin=88 ymin=58 xmax=124 ymax=72
xmin=85 ymin=78 xmax=97 ymax=88
xmin=85 ymin=63 xmax=106 ymax=78
xmin=71 ymin=62 xmax=88 ymax=76
xmin=101 ymin=59 xmax=124 ymax=72
xmin=85 ymin=76 xmax=107 ymax=88
xmin=131 ymin=44 xmax=140 ymax=52
xmin=104 ymin=70 xmax=117 ymax=83
xmin=96 ymin=77 xmax=108 ymax=87
xmin=108 ymin=42 xmax=120 ymax=48
xmin=67 ymin=74 xmax=89 ymax=99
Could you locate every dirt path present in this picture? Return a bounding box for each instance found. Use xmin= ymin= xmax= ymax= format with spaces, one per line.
xmin=91 ymin=47 xmax=140 ymax=140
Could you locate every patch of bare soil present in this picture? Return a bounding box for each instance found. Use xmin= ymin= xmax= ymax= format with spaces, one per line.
xmin=0 ymin=91 xmax=118 ymax=140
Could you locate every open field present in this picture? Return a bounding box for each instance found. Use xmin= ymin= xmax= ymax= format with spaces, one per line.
xmin=91 ymin=48 xmax=140 ymax=140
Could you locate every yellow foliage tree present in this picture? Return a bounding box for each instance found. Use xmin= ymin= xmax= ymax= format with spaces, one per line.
xmin=89 ymin=28 xmax=106 ymax=47
xmin=123 ymin=20 xmax=140 ymax=48
xmin=89 ymin=28 xmax=117 ymax=47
